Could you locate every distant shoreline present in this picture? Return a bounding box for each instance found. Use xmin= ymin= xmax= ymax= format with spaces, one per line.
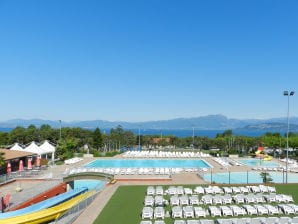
xmin=0 ymin=127 xmax=285 ymax=138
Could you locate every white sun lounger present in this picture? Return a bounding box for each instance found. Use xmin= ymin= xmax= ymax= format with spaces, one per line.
xmin=205 ymin=186 xmax=215 ymax=194
xmin=254 ymin=204 xmax=268 ymax=215
xmin=233 ymin=194 xmax=245 ymax=204
xmin=147 ymin=186 xmax=155 ymax=195
xmin=194 ymin=206 xmax=207 ymax=218
xmin=244 ymin=194 xmax=255 ymax=203
xmin=194 ymin=186 xmax=205 ymax=194
xmin=170 ymin=195 xmax=180 ymax=206
xmin=264 ymin=204 xmax=280 ymax=215
xmin=242 ymin=204 xmax=258 ymax=215
xmin=201 ymin=195 xmax=213 ymax=205
xmin=144 ymin=196 xmax=154 ymax=206
xmin=154 ymin=207 xmax=165 ymax=219
xmin=278 ymin=204 xmax=295 ymax=215
xmin=180 ymin=195 xmax=189 ymax=205
xmin=255 ymin=193 xmax=265 ymax=203
xmin=239 ymin=186 xmax=249 ymax=193
xmin=287 ymin=203 xmax=298 ymax=213
xmin=167 ymin=186 xmax=177 ymax=195
xmin=209 ymin=206 xmax=221 ymax=217
xmin=220 ymin=205 xmax=233 ymax=217
xmin=172 ymin=206 xmax=183 ymax=218
xmin=155 ymin=186 xmax=164 ymax=195
xmin=230 ymin=205 xmax=246 ymax=216
xmin=183 ymin=205 xmax=194 ymax=218
xmin=263 ymin=193 xmax=276 ymax=203
xmin=184 ymin=187 xmax=193 ymax=195
xmin=212 ymin=195 xmax=223 ymax=205
xmin=223 ymin=187 xmax=233 ymax=194
xmin=154 ymin=196 xmax=165 ymax=206
xmin=232 ymin=187 xmax=241 ymax=194
xmin=177 ymin=186 xmax=184 ymax=195
xmin=142 ymin=206 xmax=153 ymax=219
xmin=189 ymin=195 xmax=199 ymax=205
xmin=222 ymin=194 xmax=232 ymax=204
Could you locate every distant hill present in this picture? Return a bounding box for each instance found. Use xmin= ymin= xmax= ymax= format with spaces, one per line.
xmin=239 ymin=122 xmax=298 ymax=132
xmin=1 ymin=115 xmax=298 ymax=132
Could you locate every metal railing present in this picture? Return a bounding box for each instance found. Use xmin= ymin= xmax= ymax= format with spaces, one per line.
xmin=52 ymin=191 xmax=99 ymax=224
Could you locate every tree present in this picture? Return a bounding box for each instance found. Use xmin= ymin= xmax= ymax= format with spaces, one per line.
xmin=0 ymin=152 xmax=5 ymax=167
xmin=55 ymin=138 xmax=78 ymax=160
xmin=25 ymin=125 xmax=39 ymax=143
xmin=0 ymin=132 xmax=9 ymax=146
xmin=92 ymin=127 xmax=104 ymax=150
xmin=260 ymin=172 xmax=273 ymax=183
xmin=9 ymin=126 xmax=26 ymax=144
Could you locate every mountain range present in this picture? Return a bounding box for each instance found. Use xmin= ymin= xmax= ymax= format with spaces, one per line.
xmin=1 ymin=114 xmax=298 ymax=132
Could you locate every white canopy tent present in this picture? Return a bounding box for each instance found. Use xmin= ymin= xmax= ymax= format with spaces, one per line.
xmin=10 ymin=142 xmax=25 ymax=151
xmin=24 ymin=141 xmax=43 ymax=156
xmin=39 ymin=140 xmax=56 ymax=162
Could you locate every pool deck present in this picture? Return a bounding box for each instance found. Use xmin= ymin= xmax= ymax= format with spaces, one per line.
xmin=0 ymin=156 xmax=291 ymax=224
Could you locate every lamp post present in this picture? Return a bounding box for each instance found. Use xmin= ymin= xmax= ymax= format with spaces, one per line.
xmin=138 ymin=126 xmax=141 ymax=151
xmin=192 ymin=126 xmax=195 ymax=150
xmin=59 ymin=120 xmax=62 ymax=140
xmin=283 ymin=90 xmax=295 ymax=184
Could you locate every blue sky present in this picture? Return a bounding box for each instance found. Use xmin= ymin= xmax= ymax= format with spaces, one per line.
xmin=0 ymin=0 xmax=297 ymax=122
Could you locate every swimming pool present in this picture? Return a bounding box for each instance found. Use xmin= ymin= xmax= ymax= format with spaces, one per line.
xmin=84 ymin=159 xmax=211 ymax=169
xmin=203 ymin=171 xmax=298 ymax=184
xmin=74 ymin=179 xmax=106 ymax=191
xmin=237 ymin=158 xmax=280 ymax=167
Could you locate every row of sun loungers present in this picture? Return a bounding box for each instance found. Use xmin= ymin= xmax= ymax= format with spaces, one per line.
xmin=146 ymin=185 xmax=277 ymax=196
xmin=66 ymin=167 xmax=202 ymax=176
xmin=146 ymin=193 xmax=293 ymax=206
xmin=64 ymin=157 xmax=83 ymax=165
xmin=142 ymin=204 xmax=298 ymax=219
xmin=123 ymin=150 xmax=210 ymax=158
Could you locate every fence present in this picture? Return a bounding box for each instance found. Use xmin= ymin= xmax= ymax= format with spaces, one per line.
xmin=199 ymin=169 xmax=290 ymax=184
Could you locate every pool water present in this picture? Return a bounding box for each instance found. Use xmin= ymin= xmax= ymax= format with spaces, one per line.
xmin=237 ymin=158 xmax=280 ymax=167
xmin=84 ymin=159 xmax=211 ymax=168
xmin=203 ymin=171 xmax=298 ymax=184
xmin=74 ymin=179 xmax=106 ymax=191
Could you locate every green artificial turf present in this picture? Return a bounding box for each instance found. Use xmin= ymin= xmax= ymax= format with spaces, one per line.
xmin=93 ymin=184 xmax=298 ymax=224
xmin=93 ymin=185 xmax=147 ymax=224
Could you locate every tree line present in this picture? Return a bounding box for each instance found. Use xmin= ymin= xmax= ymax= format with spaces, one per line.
xmin=1 ymin=125 xmax=298 ymax=160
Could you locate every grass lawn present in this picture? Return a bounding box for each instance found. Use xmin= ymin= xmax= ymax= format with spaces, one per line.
xmin=93 ymin=184 xmax=298 ymax=224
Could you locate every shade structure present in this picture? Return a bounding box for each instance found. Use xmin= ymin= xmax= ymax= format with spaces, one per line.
xmin=19 ymin=160 xmax=24 ymax=172
xmin=7 ymin=162 xmax=11 ymax=174
xmin=10 ymin=143 xmax=25 ymax=151
xmin=39 ymin=140 xmax=56 ymax=162
xmin=24 ymin=141 xmax=43 ymax=155
xmin=39 ymin=140 xmax=55 ymax=154
xmin=27 ymin=158 xmax=32 ymax=170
